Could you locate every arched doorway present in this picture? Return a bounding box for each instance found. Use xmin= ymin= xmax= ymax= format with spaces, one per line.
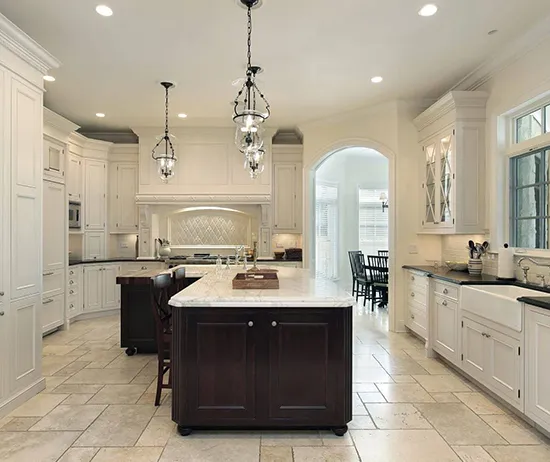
xmin=305 ymin=140 xmax=397 ymax=331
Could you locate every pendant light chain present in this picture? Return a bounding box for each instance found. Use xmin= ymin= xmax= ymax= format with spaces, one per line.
xmin=247 ymin=6 xmax=252 ymax=70
xmin=164 ymin=84 xmax=170 ymax=136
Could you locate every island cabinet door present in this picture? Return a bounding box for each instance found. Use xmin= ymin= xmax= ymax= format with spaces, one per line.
xmin=183 ymin=310 xmax=260 ymax=423
xmin=266 ymin=309 xmax=349 ymax=424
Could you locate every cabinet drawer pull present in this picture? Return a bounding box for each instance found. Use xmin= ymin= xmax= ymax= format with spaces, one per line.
xmin=69 ymin=304 xmax=74 ymax=309
xmin=248 ymin=321 xmax=254 ymax=327
xmin=69 ymin=271 xmax=74 ymax=275
xmin=44 ymin=299 xmax=54 ymax=304
xmin=69 ymin=280 xmax=74 ymax=285
xmin=411 ymin=314 xmax=415 ymax=319
xmin=70 ymin=290 xmax=74 ymax=294
xmin=43 ymin=272 xmax=54 ymax=276
xmin=443 ymin=288 xmax=449 ymax=295
xmin=410 ymin=292 xmax=415 ymax=297
xmin=272 ymin=321 xmax=278 ymax=327
xmin=442 ymin=300 xmax=448 ymax=306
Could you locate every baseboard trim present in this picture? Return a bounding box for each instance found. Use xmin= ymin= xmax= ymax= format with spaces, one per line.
xmin=72 ymin=308 xmax=120 ymax=322
xmin=0 ymin=377 xmax=46 ymax=418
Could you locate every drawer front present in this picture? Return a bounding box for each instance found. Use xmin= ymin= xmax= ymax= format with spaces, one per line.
xmin=408 ymin=272 xmax=429 ymax=289
xmin=43 ymin=269 xmax=65 ymax=298
xmin=42 ymin=293 xmax=65 ymax=333
xmin=434 ymin=281 xmax=459 ymax=300
xmin=407 ymin=304 xmax=427 ymax=339
xmin=67 ymin=286 xmax=79 ymax=298
xmin=67 ymin=295 xmax=80 ymax=319
xmin=408 ymin=286 xmax=428 ymax=306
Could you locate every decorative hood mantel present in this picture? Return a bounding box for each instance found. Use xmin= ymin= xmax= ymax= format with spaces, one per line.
xmin=135 ymin=193 xmax=271 ymax=205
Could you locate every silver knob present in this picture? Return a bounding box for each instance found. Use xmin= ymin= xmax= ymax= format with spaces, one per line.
xmin=69 ymin=280 xmax=74 ymax=285
xmin=443 ymin=288 xmax=449 ymax=295
xmin=70 ymin=271 xmax=74 ymax=275
xmin=69 ymin=304 xmax=74 ymax=309
xmin=486 ymin=334 xmax=491 ymax=339
xmin=411 ymin=276 xmax=415 ymax=281
xmin=411 ymin=314 xmax=415 ymax=319
xmin=272 ymin=321 xmax=277 ymax=327
xmin=442 ymin=300 xmax=448 ymax=306
xmin=0 ymin=291 xmax=4 ymax=296
xmin=0 ymin=311 xmax=4 ymax=316
xmin=248 ymin=321 xmax=254 ymax=327
xmin=70 ymin=290 xmax=74 ymax=294
xmin=411 ymin=292 xmax=415 ymax=297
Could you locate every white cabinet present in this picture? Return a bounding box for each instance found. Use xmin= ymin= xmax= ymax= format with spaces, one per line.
xmin=67 ymin=265 xmax=82 ymax=320
xmin=84 ymin=159 xmax=106 ymax=230
xmin=43 ymin=180 xmax=65 ymax=272
xmin=0 ymin=65 xmax=8 ymax=406
xmin=83 ymin=264 xmax=121 ymax=314
xmin=461 ymin=317 xmax=487 ymax=383
xmin=84 ymin=232 xmax=105 ymax=260
xmin=526 ymin=306 xmax=550 ymax=431
xmin=67 ymin=153 xmax=82 ymax=201
xmin=43 ymin=137 xmax=65 ymax=183
xmin=405 ymin=271 xmax=429 ymax=340
xmin=273 ymin=162 xmax=302 ymax=233
xmin=42 ymin=293 xmax=64 ymax=334
xmin=414 ymin=91 xmax=487 ymax=234
xmin=431 ymin=281 xmax=460 ymax=365
xmin=111 ymin=163 xmax=138 ymax=233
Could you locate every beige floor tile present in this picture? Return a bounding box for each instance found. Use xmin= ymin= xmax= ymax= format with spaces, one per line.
xmin=366 ymin=403 xmax=432 ymax=429
xmin=138 ymin=393 xmax=160 ymax=405
xmin=131 ymin=373 xmax=157 ymax=385
xmin=292 ymin=446 xmax=360 ymax=462
xmin=351 ymin=429 xmax=460 ymax=462
xmin=374 ymin=354 xmax=430 ymax=375
xmin=454 ymin=393 xmax=507 ymax=415
xmin=391 ymin=375 xmax=417 ymax=383
xmin=352 ymin=383 xmax=378 ymax=393
xmin=77 ymin=350 xmax=123 ymax=363
xmin=260 ymin=446 xmax=293 ymax=462
xmin=262 ymin=431 xmax=322 ymax=446
xmin=415 ymin=403 xmax=507 ymax=445
xmin=65 ymin=368 xmax=139 ymax=384
xmin=42 ymin=356 xmax=79 ymax=376
xmin=352 ymin=345 xmax=388 ymax=356
xmin=0 ymin=431 xmax=80 ymax=462
xmin=43 ymin=375 xmax=69 ymax=393
xmin=52 ymin=384 xmax=105 ymax=394
xmin=29 ymin=404 xmax=107 ymax=431
xmin=84 ymin=361 xmax=111 ymax=369
xmin=54 ymin=361 xmax=91 ymax=377
xmin=87 ymin=384 xmax=148 ymax=404
xmin=431 ymin=392 xmax=461 ymax=403
xmin=106 ymin=355 xmax=152 ymax=370
xmin=0 ymin=417 xmax=40 ymax=431
xmin=376 ymin=383 xmax=435 ymax=403
xmin=348 ymin=415 xmax=376 ymax=430
xmin=414 ymin=374 xmax=472 ymax=393
xmin=319 ymin=430 xmax=354 ymax=446
xmin=136 ymin=416 xmax=176 ymax=447
xmin=43 ymin=344 xmax=80 ymax=356
xmin=353 ymin=366 xmax=392 ymax=383
xmin=9 ymin=393 xmax=69 ymax=417
xmin=416 ymin=359 xmax=452 ymax=374
xmin=154 ymin=402 xmax=171 ymax=417
xmin=90 ymin=447 xmax=163 ymax=462
xmin=57 ymin=447 xmax=100 ymax=462
xmin=403 ymin=348 xmax=428 ymax=360
xmin=484 ymin=445 xmax=550 ymax=462
xmin=160 ymin=432 xmax=261 ymax=461
xmin=452 ymin=445 xmax=496 ymax=461
xmin=74 ymin=405 xmax=156 ymax=447
xmin=62 ymin=394 xmax=94 ymax=405
xmin=357 ymin=391 xmax=386 ymax=404
xmin=353 ymin=354 xmax=383 ymax=368
xmin=480 ymin=414 xmax=543 ymax=445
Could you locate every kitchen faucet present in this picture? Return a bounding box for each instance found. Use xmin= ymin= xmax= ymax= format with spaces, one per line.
xmin=234 ymin=245 xmax=245 ymax=265
xmin=517 ymin=257 xmax=550 ymax=284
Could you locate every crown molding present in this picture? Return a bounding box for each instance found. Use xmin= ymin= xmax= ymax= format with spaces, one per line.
xmin=68 ymin=131 xmax=112 ymax=150
xmin=450 ymin=15 xmax=550 ymax=92
xmin=0 ymin=13 xmax=60 ymax=74
xmin=136 ymin=194 xmax=272 ymax=205
xmin=413 ymin=91 xmax=488 ymax=131
xmin=43 ymin=108 xmax=80 ymax=134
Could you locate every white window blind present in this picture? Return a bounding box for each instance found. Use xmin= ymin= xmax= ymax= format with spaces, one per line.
xmin=358 ymin=188 xmax=388 ymax=257
xmin=315 ymin=183 xmax=338 ymax=279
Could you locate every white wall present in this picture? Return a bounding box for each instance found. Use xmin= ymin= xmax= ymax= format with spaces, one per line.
xmin=316 ymin=148 xmax=389 ymax=287
xmin=299 ymin=101 xmax=442 ymax=332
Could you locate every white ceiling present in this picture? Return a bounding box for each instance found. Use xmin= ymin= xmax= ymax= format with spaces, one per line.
xmin=1 ymin=0 xmax=549 ymax=133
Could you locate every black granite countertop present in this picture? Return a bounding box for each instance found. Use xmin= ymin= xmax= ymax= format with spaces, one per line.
xmin=517 ymin=296 xmax=550 ymax=311
xmin=402 ymin=265 xmax=505 ymax=285
xmin=69 ymin=258 xmax=162 ymax=266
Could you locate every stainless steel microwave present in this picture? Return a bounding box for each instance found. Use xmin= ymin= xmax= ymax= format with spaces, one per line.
xmin=69 ymin=201 xmax=81 ymax=229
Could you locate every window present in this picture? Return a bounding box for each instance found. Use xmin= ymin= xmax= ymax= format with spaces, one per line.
xmin=315 ymin=183 xmax=338 ymax=279
xmin=515 ymin=104 xmax=550 ymax=143
xmin=510 ymin=149 xmax=550 ymax=248
xmin=358 ymin=189 xmax=389 ymax=256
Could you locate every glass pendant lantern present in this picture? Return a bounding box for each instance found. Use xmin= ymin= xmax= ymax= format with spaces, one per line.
xmin=245 ymin=148 xmax=265 ymax=179
xmin=151 ymin=82 xmax=177 ymax=182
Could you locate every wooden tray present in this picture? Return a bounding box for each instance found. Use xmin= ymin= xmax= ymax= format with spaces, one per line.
xmin=247 ymin=267 xmax=278 ymax=273
xmin=232 ymin=272 xmax=279 ymax=289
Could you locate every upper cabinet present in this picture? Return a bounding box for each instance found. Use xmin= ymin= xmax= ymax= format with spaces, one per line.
xmin=272 ymin=145 xmax=303 ymax=233
xmin=43 ymin=137 xmax=65 ymax=183
xmin=67 ymin=153 xmax=82 ymax=201
xmin=84 ymin=159 xmax=107 ymax=230
xmin=414 ymin=91 xmax=488 ymax=234
xmin=110 ymin=162 xmax=138 ymax=233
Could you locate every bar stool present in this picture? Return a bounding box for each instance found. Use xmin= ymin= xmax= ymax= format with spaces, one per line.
xmin=150 ymin=272 xmax=173 ymax=406
xmin=172 ymin=266 xmax=187 ymax=293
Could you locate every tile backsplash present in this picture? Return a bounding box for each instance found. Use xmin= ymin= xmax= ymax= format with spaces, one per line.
xmin=272 ymin=234 xmax=302 ymax=251
xmin=441 ymin=235 xmax=486 ymax=262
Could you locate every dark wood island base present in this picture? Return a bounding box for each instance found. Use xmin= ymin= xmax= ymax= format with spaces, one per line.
xmin=171 ymin=306 xmax=352 ymax=436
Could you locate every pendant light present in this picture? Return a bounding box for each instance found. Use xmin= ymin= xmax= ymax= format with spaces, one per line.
xmin=233 ymin=0 xmax=270 ymax=157
xmin=152 ymin=82 xmax=177 ymax=182
xmin=244 ymin=148 xmax=265 ymax=179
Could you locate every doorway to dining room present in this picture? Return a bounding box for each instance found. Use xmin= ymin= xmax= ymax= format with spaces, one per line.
xmin=313 ymin=147 xmax=390 ymax=313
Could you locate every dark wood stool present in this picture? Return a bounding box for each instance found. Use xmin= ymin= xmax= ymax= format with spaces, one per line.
xmin=172 ymin=266 xmax=186 ymax=293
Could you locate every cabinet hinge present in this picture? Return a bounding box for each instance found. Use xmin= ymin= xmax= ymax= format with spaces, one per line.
xmin=421 ymin=183 xmax=425 ymax=189
xmin=461 ymin=354 xmax=464 ymax=361
xmin=453 ymin=219 xmax=455 ymax=224
xmin=453 ymin=129 xmax=455 ymax=135
xmin=518 ymin=389 xmax=521 ymax=398
xmin=461 ymin=320 xmax=464 ymax=328
xmin=116 ymin=223 xmax=119 ymax=227
xmin=518 ymin=346 xmax=521 ymax=355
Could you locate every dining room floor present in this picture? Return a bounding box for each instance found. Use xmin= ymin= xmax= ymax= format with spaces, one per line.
xmin=1 ymin=307 xmax=550 ymax=462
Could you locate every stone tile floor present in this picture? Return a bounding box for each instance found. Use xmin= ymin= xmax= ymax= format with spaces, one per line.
xmin=1 ymin=307 xmax=549 ymax=461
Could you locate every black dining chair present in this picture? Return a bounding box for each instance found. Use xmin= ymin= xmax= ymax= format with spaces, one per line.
xmin=378 ymin=250 xmax=389 ymax=257
xmin=367 ymin=255 xmax=389 ymax=311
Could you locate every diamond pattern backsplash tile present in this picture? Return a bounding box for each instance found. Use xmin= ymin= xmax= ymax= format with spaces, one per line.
xmin=169 ymin=210 xmax=250 ymax=246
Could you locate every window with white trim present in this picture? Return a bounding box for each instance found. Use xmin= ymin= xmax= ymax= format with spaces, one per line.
xmin=315 ymin=182 xmax=339 ymax=279
xmin=514 ymin=105 xmax=550 ymax=143
xmin=358 ymin=188 xmax=389 ymax=257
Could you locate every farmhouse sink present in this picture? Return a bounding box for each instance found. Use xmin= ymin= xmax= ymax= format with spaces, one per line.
xmin=461 ymin=285 xmax=544 ymax=332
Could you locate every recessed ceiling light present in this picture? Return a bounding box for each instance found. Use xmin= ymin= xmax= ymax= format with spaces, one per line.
xmin=177 ymin=113 xmax=188 ymax=118
xmin=95 ymin=113 xmax=106 ymax=118
xmin=371 ymin=76 xmax=383 ymax=84
xmin=418 ymin=4 xmax=438 ymax=17
xmin=95 ymin=5 xmax=113 ymax=17
xmin=43 ymin=75 xmax=55 ymax=82
xmin=488 ymin=29 xmax=498 ymax=35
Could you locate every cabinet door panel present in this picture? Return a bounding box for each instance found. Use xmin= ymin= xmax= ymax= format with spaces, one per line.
xmin=486 ymin=328 xmax=521 ymax=406
xmin=84 ymin=160 xmax=106 ymax=230
xmin=461 ymin=317 xmax=486 ymax=383
xmin=433 ymin=295 xmax=458 ymax=363
xmin=43 ymin=139 xmax=65 ymax=182
xmin=117 ymin=164 xmax=138 ymax=231
xmin=67 ymin=154 xmax=82 ymax=200
xmin=84 ymin=232 xmax=105 ymax=260
xmin=526 ymin=309 xmax=550 ymax=429
xmin=268 ymin=310 xmax=343 ymax=422
xmin=102 ymin=265 xmax=120 ymax=309
xmin=0 ymin=67 xmax=8 ymax=402
xmin=42 ymin=293 xmax=64 ymax=334
xmin=43 ymin=180 xmax=65 ymax=271
xmin=273 ymin=164 xmax=296 ymax=230
xmin=185 ymin=311 xmax=258 ymax=422
xmin=83 ymin=266 xmax=102 ymax=312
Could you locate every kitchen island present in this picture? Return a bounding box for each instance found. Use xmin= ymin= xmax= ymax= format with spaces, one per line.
xmin=169 ymin=267 xmax=354 ymax=436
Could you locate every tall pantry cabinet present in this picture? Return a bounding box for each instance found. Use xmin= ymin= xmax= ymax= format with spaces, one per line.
xmin=0 ymin=14 xmax=60 ymax=416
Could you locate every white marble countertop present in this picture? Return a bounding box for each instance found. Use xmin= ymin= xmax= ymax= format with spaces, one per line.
xmin=169 ymin=266 xmax=355 ymax=308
